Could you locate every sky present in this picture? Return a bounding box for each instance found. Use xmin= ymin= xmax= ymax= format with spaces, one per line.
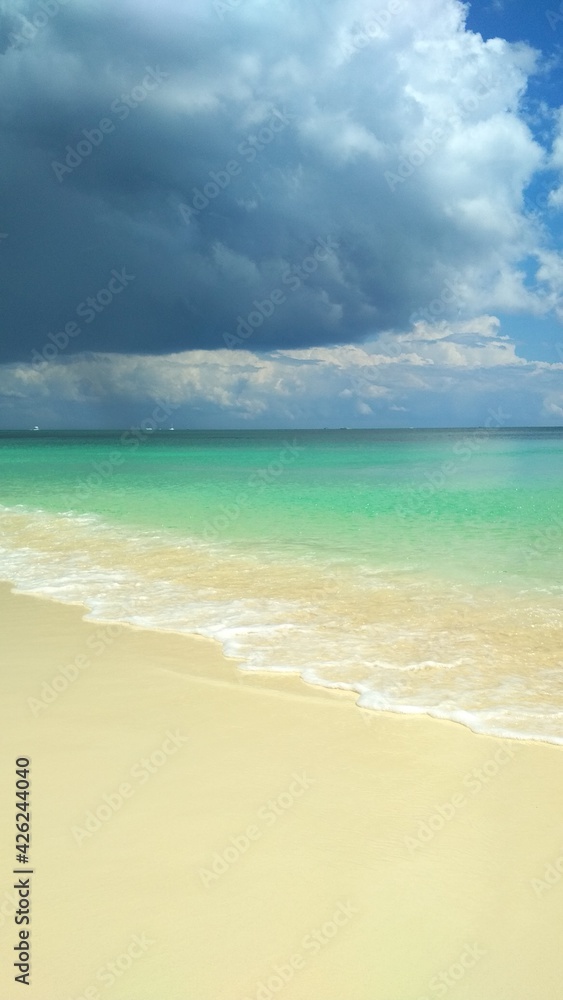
xmin=0 ymin=0 xmax=562 ymax=429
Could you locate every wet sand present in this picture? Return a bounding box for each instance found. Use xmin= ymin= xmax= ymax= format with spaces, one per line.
xmin=1 ymin=582 xmax=563 ymax=999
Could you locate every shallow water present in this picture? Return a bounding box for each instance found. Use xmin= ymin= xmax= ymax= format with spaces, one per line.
xmin=1 ymin=428 xmax=562 ymax=742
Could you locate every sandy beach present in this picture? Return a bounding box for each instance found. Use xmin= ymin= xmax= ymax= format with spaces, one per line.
xmin=1 ymin=580 xmax=563 ymax=999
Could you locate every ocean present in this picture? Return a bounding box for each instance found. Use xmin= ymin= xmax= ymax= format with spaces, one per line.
xmin=1 ymin=428 xmax=562 ymax=743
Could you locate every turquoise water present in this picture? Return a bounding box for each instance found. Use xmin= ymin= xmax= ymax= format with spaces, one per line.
xmin=1 ymin=429 xmax=562 ymax=742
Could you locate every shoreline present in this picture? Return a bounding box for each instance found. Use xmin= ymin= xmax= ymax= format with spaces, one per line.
xmin=2 ymin=478 xmax=563 ymax=747
xmin=2 ymin=582 xmax=563 ymax=998
xmin=4 ymin=574 xmax=563 ymax=748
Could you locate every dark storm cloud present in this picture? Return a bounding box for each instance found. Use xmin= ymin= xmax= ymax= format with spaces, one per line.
xmin=0 ymin=0 xmax=557 ymax=364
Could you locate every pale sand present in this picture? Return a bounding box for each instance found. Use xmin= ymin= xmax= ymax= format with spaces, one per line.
xmin=1 ymin=583 xmax=563 ymax=999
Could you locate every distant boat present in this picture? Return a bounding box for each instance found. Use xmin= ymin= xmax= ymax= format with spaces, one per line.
xmin=169 ymin=426 xmax=175 ymax=431
xmin=32 ymin=425 xmax=39 ymax=431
